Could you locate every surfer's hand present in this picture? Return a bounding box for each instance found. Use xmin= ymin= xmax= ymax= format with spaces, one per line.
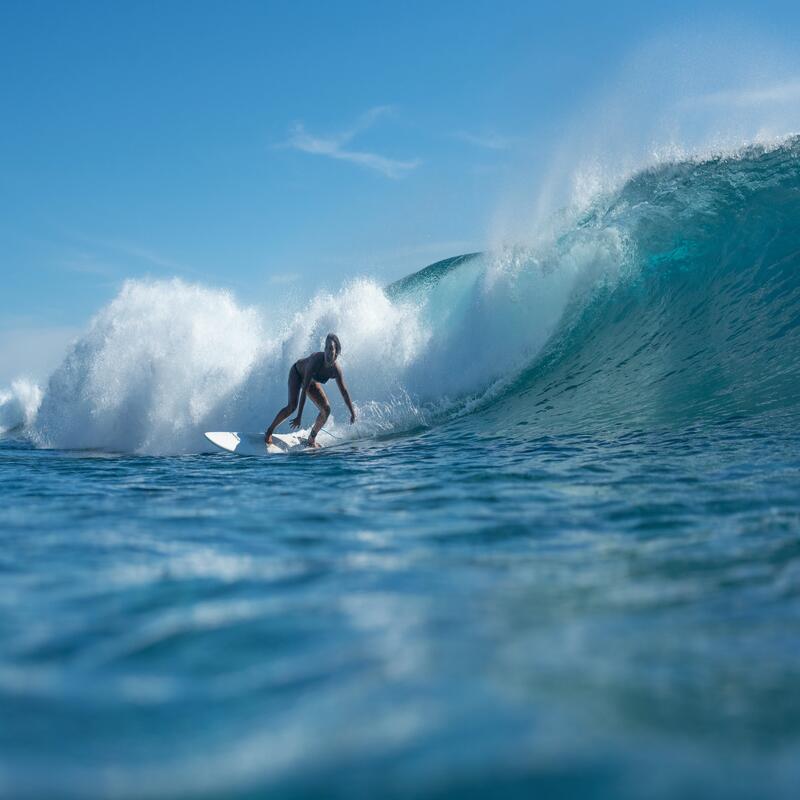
xmin=350 ymin=410 xmax=356 ymax=424
xmin=290 ymin=416 xmax=302 ymax=430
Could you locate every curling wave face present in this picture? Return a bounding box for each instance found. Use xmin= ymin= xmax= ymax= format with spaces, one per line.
xmin=494 ymin=137 xmax=800 ymax=433
xmin=16 ymin=136 xmax=800 ymax=453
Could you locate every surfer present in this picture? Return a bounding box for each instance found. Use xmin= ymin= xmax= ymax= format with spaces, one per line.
xmin=265 ymin=333 xmax=356 ymax=448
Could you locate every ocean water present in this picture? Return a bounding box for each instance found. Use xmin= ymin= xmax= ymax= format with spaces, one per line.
xmin=2 ymin=139 xmax=800 ymax=798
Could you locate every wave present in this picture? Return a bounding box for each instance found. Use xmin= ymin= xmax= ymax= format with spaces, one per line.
xmin=490 ymin=136 xmax=800 ymax=432
xmin=28 ymin=248 xmax=584 ymax=453
xmin=10 ymin=136 xmax=800 ymax=453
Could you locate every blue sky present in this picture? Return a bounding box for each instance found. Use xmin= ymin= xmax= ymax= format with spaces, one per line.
xmin=3 ymin=0 xmax=800 ymax=382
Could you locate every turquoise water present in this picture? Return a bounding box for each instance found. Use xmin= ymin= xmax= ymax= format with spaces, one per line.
xmin=2 ymin=140 xmax=800 ymax=798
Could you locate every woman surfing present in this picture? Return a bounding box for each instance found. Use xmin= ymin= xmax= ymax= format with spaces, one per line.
xmin=265 ymin=333 xmax=356 ymax=448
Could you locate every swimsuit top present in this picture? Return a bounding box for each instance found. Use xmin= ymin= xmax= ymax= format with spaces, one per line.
xmin=295 ymin=356 xmax=337 ymax=384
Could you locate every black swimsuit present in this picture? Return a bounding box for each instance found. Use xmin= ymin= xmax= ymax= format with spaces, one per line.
xmin=293 ymin=361 xmax=334 ymax=384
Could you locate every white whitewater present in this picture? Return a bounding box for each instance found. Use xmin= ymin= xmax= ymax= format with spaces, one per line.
xmin=15 ymin=228 xmax=625 ymax=454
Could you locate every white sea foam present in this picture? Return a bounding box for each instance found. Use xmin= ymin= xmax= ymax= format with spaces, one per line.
xmin=26 ymin=232 xmax=617 ymax=454
xmin=33 ymin=279 xmax=266 ymax=453
xmin=0 ymin=378 xmax=43 ymax=434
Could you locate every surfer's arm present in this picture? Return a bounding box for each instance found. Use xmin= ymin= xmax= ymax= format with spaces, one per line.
xmin=335 ymin=369 xmax=356 ymax=423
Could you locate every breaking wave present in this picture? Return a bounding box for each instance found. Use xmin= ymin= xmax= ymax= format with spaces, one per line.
xmin=7 ymin=137 xmax=800 ymax=453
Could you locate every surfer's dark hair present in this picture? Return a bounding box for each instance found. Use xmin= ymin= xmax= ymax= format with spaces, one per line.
xmin=326 ymin=333 xmax=341 ymax=356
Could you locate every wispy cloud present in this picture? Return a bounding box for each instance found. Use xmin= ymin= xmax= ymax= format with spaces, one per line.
xmin=689 ymin=80 xmax=800 ymax=108
xmin=56 ymin=229 xmax=200 ymax=280
xmin=268 ymin=272 xmax=300 ymax=286
xmin=453 ymin=130 xmax=516 ymax=151
xmin=283 ymin=106 xmax=421 ymax=178
xmin=84 ymin=237 xmax=191 ymax=273
xmin=109 ymin=241 xmax=188 ymax=272
xmin=48 ymin=229 xmax=255 ymax=296
xmin=61 ymin=253 xmax=117 ymax=277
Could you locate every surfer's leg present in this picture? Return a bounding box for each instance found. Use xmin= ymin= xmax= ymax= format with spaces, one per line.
xmin=265 ymin=366 xmax=302 ymax=444
xmin=306 ymin=382 xmax=330 ymax=447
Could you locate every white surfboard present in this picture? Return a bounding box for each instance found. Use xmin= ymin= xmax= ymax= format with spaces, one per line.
xmin=204 ymin=431 xmax=308 ymax=455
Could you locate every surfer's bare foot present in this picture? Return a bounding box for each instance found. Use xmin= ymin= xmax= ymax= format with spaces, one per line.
xmin=265 ymin=432 xmax=272 ymax=445
xmin=306 ymin=436 xmax=320 ymax=448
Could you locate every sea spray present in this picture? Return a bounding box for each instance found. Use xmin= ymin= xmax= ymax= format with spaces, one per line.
xmin=0 ymin=379 xmax=43 ymax=434
xmin=28 ymin=249 xmax=584 ymax=453
xmin=33 ymin=279 xmax=266 ymax=454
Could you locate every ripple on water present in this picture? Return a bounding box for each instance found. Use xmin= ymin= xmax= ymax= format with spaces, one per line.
xmin=1 ymin=422 xmax=800 ymax=798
